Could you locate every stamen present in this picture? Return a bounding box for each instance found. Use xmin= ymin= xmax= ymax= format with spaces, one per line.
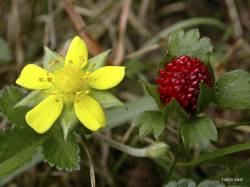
xmin=47 ymin=77 xmax=53 ymax=82
xmin=54 ymin=60 xmax=60 ymax=64
xmin=84 ymin=90 xmax=90 ymax=94
xmin=79 ymin=55 xmax=85 ymax=66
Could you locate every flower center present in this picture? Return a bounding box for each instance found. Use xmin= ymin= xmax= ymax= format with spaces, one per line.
xmin=53 ymin=67 xmax=89 ymax=95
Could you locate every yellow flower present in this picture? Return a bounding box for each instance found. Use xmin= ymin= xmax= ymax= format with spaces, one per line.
xmin=16 ymin=36 xmax=125 ymax=134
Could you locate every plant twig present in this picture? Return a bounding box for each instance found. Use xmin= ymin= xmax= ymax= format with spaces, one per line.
xmin=93 ymin=132 xmax=147 ymax=157
xmin=78 ymin=138 xmax=96 ymax=187
xmin=113 ymin=0 xmax=132 ymax=65
xmin=225 ymin=0 xmax=243 ymax=38
xmin=62 ymin=0 xmax=103 ymax=56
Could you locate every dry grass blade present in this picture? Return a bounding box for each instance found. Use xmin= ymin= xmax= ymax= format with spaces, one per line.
xmin=62 ymin=0 xmax=103 ymax=56
xmin=225 ymin=0 xmax=243 ymax=38
xmin=113 ymin=0 xmax=132 ymax=65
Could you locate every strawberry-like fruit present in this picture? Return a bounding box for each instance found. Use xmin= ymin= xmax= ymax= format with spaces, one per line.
xmin=156 ymin=55 xmax=213 ymax=113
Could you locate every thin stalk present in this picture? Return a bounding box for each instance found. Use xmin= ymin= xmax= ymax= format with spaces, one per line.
xmin=92 ymin=133 xmax=147 ymax=157
xmin=176 ymin=142 xmax=250 ymax=167
xmin=78 ymin=138 xmax=96 ymax=187
xmin=165 ymin=158 xmax=176 ymax=182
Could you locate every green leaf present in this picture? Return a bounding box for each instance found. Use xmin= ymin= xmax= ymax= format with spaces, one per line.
xmin=133 ymin=111 xmax=165 ymax=139
xmin=208 ymin=156 xmax=241 ymax=169
xmin=214 ymin=70 xmax=250 ymax=109
xmin=90 ymin=89 xmax=125 ymax=109
xmin=0 ymin=96 xmax=158 ymax=184
xmin=87 ymin=49 xmax=111 ymax=71
xmin=0 ymin=37 xmax=11 ymax=63
xmin=43 ymin=46 xmax=64 ymax=71
xmin=177 ymin=142 xmax=250 ymax=167
xmin=0 ymin=153 xmax=42 ymax=186
xmin=105 ymin=96 xmax=158 ymax=129
xmin=180 ymin=116 xmax=217 ymax=150
xmin=0 ymin=127 xmax=43 ymax=177
xmin=60 ymin=103 xmax=78 ymax=140
xmin=168 ymin=29 xmax=213 ymax=61
xmin=42 ymin=124 xmax=80 ymax=171
xmin=197 ymin=82 xmax=214 ymax=113
xmin=14 ymin=90 xmax=49 ymax=108
xmin=235 ymin=159 xmax=250 ymax=186
xmin=164 ymin=179 xmax=196 ymax=187
xmin=164 ymin=179 xmax=225 ymax=187
xmin=0 ymin=86 xmax=28 ymax=126
xmin=163 ymin=99 xmax=189 ymax=121
xmin=198 ymin=180 xmax=225 ymax=187
xmin=140 ymin=80 xmax=161 ymax=107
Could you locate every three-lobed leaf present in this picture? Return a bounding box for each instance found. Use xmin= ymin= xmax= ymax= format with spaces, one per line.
xmin=214 ymin=70 xmax=250 ymax=109
xmin=0 ymin=86 xmax=28 ymax=126
xmin=41 ymin=124 xmax=80 ymax=171
xmin=164 ymin=179 xmax=225 ymax=187
xmin=133 ymin=111 xmax=165 ymax=139
xmin=168 ymin=29 xmax=213 ymax=61
xmin=179 ymin=116 xmax=217 ymax=150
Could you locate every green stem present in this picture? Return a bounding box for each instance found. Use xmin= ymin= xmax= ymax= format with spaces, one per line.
xmin=165 ymin=158 xmax=176 ymax=182
xmin=93 ymin=133 xmax=147 ymax=157
xmin=176 ymin=142 xmax=250 ymax=167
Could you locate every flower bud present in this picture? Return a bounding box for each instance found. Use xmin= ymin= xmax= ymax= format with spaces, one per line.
xmin=146 ymin=142 xmax=169 ymax=158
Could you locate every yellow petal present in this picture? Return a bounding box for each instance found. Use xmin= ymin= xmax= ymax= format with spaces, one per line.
xmin=88 ymin=66 xmax=125 ymax=90
xmin=26 ymin=95 xmax=63 ymax=134
xmin=74 ymin=95 xmax=105 ymax=131
xmin=64 ymin=36 xmax=88 ymax=69
xmin=16 ymin=64 xmax=53 ymax=90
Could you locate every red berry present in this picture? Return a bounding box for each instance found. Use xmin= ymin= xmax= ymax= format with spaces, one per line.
xmin=155 ymin=55 xmax=213 ymax=113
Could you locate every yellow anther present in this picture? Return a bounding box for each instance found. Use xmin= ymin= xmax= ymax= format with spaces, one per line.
xmin=47 ymin=77 xmax=53 ymax=82
xmin=54 ymin=60 xmax=60 ymax=64
xmin=84 ymin=90 xmax=90 ymax=94
xmin=79 ymin=55 xmax=85 ymax=62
